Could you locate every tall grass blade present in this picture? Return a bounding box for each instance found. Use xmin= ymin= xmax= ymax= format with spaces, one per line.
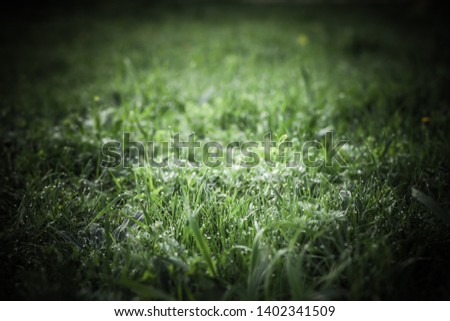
xmin=411 ymin=187 xmax=450 ymax=226
xmin=186 ymin=204 xmax=218 ymax=277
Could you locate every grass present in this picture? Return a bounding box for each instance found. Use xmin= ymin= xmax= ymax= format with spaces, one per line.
xmin=1 ymin=1 xmax=450 ymax=300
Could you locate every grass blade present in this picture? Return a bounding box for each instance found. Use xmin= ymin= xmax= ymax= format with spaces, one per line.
xmin=186 ymin=204 xmax=218 ymax=277
xmin=411 ymin=187 xmax=450 ymax=226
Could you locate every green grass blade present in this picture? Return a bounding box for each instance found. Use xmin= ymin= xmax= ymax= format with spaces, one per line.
xmin=411 ymin=187 xmax=450 ymax=226
xmin=186 ymin=205 xmax=218 ymax=278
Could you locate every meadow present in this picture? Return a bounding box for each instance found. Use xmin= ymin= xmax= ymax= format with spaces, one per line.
xmin=1 ymin=1 xmax=449 ymax=300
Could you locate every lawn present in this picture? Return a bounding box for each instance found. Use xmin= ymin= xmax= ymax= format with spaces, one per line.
xmin=1 ymin=1 xmax=449 ymax=300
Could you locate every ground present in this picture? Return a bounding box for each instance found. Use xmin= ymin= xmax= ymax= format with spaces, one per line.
xmin=1 ymin=1 xmax=449 ymax=300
